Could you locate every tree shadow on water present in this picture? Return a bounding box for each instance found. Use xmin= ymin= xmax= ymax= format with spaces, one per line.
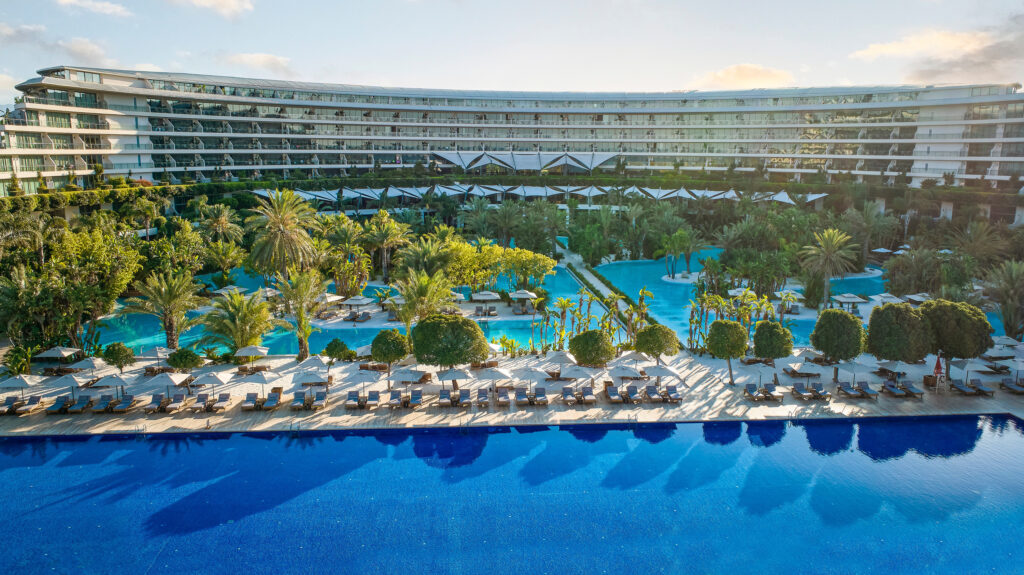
xmin=702 ymin=421 xmax=743 ymax=446
xmin=857 ymin=416 xmax=982 ymax=461
xmin=793 ymin=420 xmax=855 ymax=456
xmin=745 ymin=421 xmax=786 ymax=448
xmin=519 ymin=427 xmax=630 ymax=486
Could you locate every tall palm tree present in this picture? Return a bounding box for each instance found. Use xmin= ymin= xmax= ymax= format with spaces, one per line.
xmin=120 ymin=271 xmax=205 ymax=349
xmin=363 ymin=212 xmax=411 ymax=282
xmin=198 ymin=291 xmax=288 ymax=354
xmin=987 ymin=260 xmax=1024 ymax=341
xmin=951 ymin=220 xmax=1007 ymax=270
xmin=205 ymin=241 xmax=246 ymax=288
xmin=552 ymin=297 xmax=576 ymax=349
xmin=393 ymin=268 xmax=453 ymax=334
xmin=799 ymin=228 xmax=859 ymax=307
xmin=245 ymin=189 xmax=315 ymax=277
xmin=490 ymin=202 xmax=521 ymax=247
xmin=394 ymin=237 xmax=450 ymax=276
xmin=199 ymin=203 xmax=243 ymax=244
xmin=275 ymin=267 xmax=328 ymax=361
xmin=126 ymin=196 xmax=165 ymax=240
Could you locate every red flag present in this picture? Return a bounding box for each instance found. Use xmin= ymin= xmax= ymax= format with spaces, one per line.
xmin=933 ymin=355 xmax=943 ymax=377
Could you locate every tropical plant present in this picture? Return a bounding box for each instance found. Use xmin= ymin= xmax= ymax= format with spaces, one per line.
xmin=634 ymin=324 xmax=679 ymax=363
xmin=919 ymin=299 xmax=994 ymax=377
xmin=199 ymin=203 xmax=243 ymax=244
xmin=2 ymin=344 xmax=38 ymax=375
xmin=198 ymin=292 xmax=289 ymax=355
xmin=324 ymin=338 xmax=356 ymax=365
xmin=707 ymin=319 xmax=747 ymax=384
xmin=800 ymin=228 xmax=859 ymax=307
xmin=411 ymin=314 xmax=489 ymax=388
xmin=752 ymin=320 xmax=793 ymax=361
xmin=167 ymin=348 xmax=204 ymax=372
xmin=205 ymin=241 xmax=246 ymax=289
xmin=986 ymin=260 xmax=1024 ymax=341
xmin=102 ymin=342 xmax=135 ymax=374
xmin=371 ymin=329 xmax=410 ymax=388
xmin=245 ymin=189 xmax=315 ymax=277
xmin=866 ymin=303 xmax=933 ymax=363
xmin=275 ymin=267 xmax=328 ymax=361
xmin=120 ymin=271 xmax=205 ymax=349
xmin=392 ymin=269 xmax=453 ymax=334
xmin=568 ymin=329 xmax=616 ymax=367
xmin=810 ymin=309 xmax=864 ymax=379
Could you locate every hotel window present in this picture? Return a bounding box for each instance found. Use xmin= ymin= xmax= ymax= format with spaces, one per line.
xmin=75 ymin=71 xmax=101 ymax=83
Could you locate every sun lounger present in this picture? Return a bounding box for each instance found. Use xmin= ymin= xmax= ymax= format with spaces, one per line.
xmin=262 ymin=392 xmax=281 ymax=410
xmin=1 ymin=395 xmax=24 ymax=415
xmin=165 ymin=394 xmax=190 ymax=413
xmin=969 ymin=379 xmax=995 ymax=397
xmin=67 ymin=395 xmax=94 ymax=414
xmin=190 ymin=393 xmax=212 ymax=413
xmin=487 ymin=305 xmax=498 ymax=317
xmin=457 ymin=389 xmax=471 ymax=407
xmin=496 ymin=388 xmax=510 ymax=407
xmin=533 ymin=387 xmax=548 ymax=405
xmin=606 ymin=385 xmax=623 ymax=403
xmin=111 ymin=395 xmax=136 ymax=413
xmin=386 ymin=390 xmax=403 ymax=408
xmin=343 ymin=391 xmax=359 ymax=409
xmin=15 ymin=395 xmax=43 ymax=415
xmin=761 ymin=383 xmax=784 ymax=402
xmin=211 ymin=393 xmax=232 ymax=412
xmin=438 ymin=388 xmax=453 ymax=407
xmin=365 ymin=390 xmax=379 ymax=408
xmin=579 ymin=386 xmax=597 ymax=404
xmin=91 ymin=395 xmax=115 ymax=413
xmin=743 ymin=384 xmax=764 ymax=401
xmin=562 ymin=386 xmax=577 ymax=405
xmin=950 ymin=379 xmax=980 ymax=396
xmin=515 ymin=387 xmax=530 ymax=406
xmin=408 ymin=390 xmax=422 ymax=408
xmin=662 ymin=385 xmax=681 ymax=403
xmin=837 ymin=382 xmax=865 ymax=398
xmin=644 ymin=385 xmax=663 ymax=403
xmin=854 ymin=382 xmax=879 ymax=399
xmin=354 ymin=311 xmax=372 ymax=323
xmin=143 ymin=394 xmax=167 ymax=414
xmin=474 ymin=306 xmax=484 ymax=317
xmin=623 ymin=385 xmax=641 ymax=404
xmin=241 ymin=393 xmax=260 ymax=411
xmin=476 ymin=388 xmax=489 ymax=407
xmin=897 ymin=380 xmax=924 ymax=398
xmin=46 ymin=396 xmax=72 ymax=415
xmin=881 ymin=381 xmax=908 ymax=398
xmin=312 ymin=391 xmax=329 ymax=410
xmin=791 ymin=381 xmax=812 ymax=400
xmin=810 ymin=382 xmax=832 ymax=400
xmin=1000 ymin=378 xmax=1024 ymax=394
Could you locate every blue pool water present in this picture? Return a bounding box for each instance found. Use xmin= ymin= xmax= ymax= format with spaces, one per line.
xmin=99 ymin=267 xmax=586 ymax=354
xmin=3 ymin=415 xmax=1024 ymax=574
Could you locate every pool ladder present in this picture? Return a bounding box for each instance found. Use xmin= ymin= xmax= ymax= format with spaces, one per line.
xmin=288 ymin=422 xmax=302 ymax=437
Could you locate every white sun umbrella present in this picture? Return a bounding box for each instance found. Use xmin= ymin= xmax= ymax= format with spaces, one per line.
xmin=254 ymin=287 xmax=281 ymax=299
xmin=615 ymin=350 xmax=652 ymax=367
xmin=998 ymin=358 xmax=1024 ymax=381
xmin=450 ymin=291 xmax=466 ymax=302
xmin=291 ymin=370 xmax=328 ymax=387
xmin=644 ymin=364 xmax=683 ymax=381
xmin=191 ymin=371 xmax=233 ymax=396
xmin=514 ymin=366 xmax=550 ymax=392
xmin=476 ymin=367 xmax=513 ymax=390
xmin=390 ymin=366 xmax=427 ymax=384
xmin=608 ymin=364 xmax=643 ymax=381
xmin=0 ymin=374 xmax=47 ymax=398
xmin=138 ymin=346 xmax=173 ymax=359
xmin=390 ymin=295 xmax=407 ymax=305
xmin=950 ymin=359 xmax=990 ymax=383
xmin=213 ymin=285 xmax=248 ymax=295
xmin=993 ymin=335 xmax=1020 ymax=347
xmin=774 ymin=289 xmax=804 ymax=300
xmin=782 ymin=360 xmax=820 ymax=376
xmin=297 ymin=355 xmax=331 ymax=371
xmin=727 ymin=287 xmax=748 ymax=297
xmin=315 ymin=292 xmax=344 ymax=304
xmin=436 ymin=367 xmax=473 ymax=390
xmin=94 ymin=373 xmax=139 ymax=399
xmin=839 ymin=356 xmax=878 ymax=385
xmin=343 ymin=295 xmax=374 ymax=308
xmin=472 ymin=290 xmax=501 ymax=302
xmin=349 ymin=369 xmax=382 ymax=393
xmin=235 ymin=345 xmax=268 ymax=370
xmin=544 ymin=350 xmax=577 ymax=367
xmin=510 ymin=289 xmax=537 ymax=300
xmin=69 ymin=356 xmax=109 ymax=377
xmin=148 ymin=371 xmax=190 ymax=388
xmin=558 ymin=364 xmax=601 ymax=388
xmin=36 ymin=346 xmax=80 ymax=359
xmin=871 ymin=247 xmax=893 ymax=254
xmin=354 ymin=344 xmax=372 ymax=357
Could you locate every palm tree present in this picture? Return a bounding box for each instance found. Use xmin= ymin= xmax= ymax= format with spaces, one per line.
xmin=394 ymin=237 xmax=450 ymax=276
xmin=199 ymin=203 xmax=243 ymax=244
xmin=275 ymin=267 xmax=328 ymax=361
xmin=198 ymin=291 xmax=288 ymax=354
xmin=952 ymin=220 xmax=1007 ymax=269
xmin=205 ymin=241 xmax=246 ymax=288
xmin=245 ymin=189 xmax=315 ymax=277
xmin=490 ymin=202 xmax=521 ymax=247
xmin=987 ymin=260 xmax=1024 ymax=341
xmin=393 ymin=268 xmax=453 ymax=334
xmin=362 ymin=212 xmax=411 ymax=282
xmin=126 ymin=196 xmax=164 ymax=240
xmin=799 ymin=228 xmax=859 ymax=307
xmin=120 ymin=271 xmax=205 ymax=349
xmin=552 ymin=297 xmax=576 ymax=349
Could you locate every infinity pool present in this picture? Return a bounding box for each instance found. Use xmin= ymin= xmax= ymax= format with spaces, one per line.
xmin=3 ymin=415 xmax=1022 ymax=574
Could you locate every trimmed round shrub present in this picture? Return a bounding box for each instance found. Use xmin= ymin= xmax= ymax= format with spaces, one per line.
xmin=568 ymin=329 xmax=615 ymax=367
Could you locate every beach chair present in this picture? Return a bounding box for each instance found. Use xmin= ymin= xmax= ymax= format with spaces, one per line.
xmin=762 ymin=383 xmax=784 ymax=402
xmin=190 ymin=393 xmax=212 ymax=413
xmin=810 ymin=382 xmax=832 ymax=400
xmin=476 ymin=388 xmax=489 ymax=407
xmin=487 ymin=305 xmax=498 ymax=317
xmin=343 ymin=391 xmax=359 ymax=409
xmin=474 ymin=305 xmax=484 ymax=317
xmin=644 ymin=385 xmax=663 ymax=403
xmin=969 ymin=379 xmax=995 ymax=397
xmin=662 ymin=385 xmax=682 ymax=403
xmin=562 ymin=386 xmax=577 ymax=406
xmin=312 ymin=391 xmax=329 ymax=410
xmin=1 ymin=396 xmax=25 ymax=415
xmin=457 ymin=389 xmax=471 ymax=407
xmin=1000 ymin=378 xmax=1024 ymax=394
xmin=950 ymin=379 xmax=980 ymax=396
xmin=91 ymin=395 xmax=115 ymax=413
xmin=211 ymin=393 xmax=232 ymax=412
xmin=514 ymin=387 xmax=530 ymax=406
xmin=623 ymin=385 xmax=641 ymax=404
xmin=791 ymin=381 xmax=812 ymax=400
xmin=67 ymin=395 xmax=94 ymax=414
xmin=16 ymin=395 xmax=43 ymax=415
xmin=897 ymin=380 xmax=925 ymax=398
xmin=408 ymin=390 xmax=422 ymax=408
xmin=533 ymin=387 xmax=548 ymax=406
xmin=44 ymin=396 xmax=71 ymax=415
xmin=837 ymin=382 xmax=865 ymax=398
xmin=111 ymin=395 xmax=136 ymax=414
xmin=387 ymin=390 xmax=403 ymax=408
xmin=387 ymin=310 xmax=398 ymax=322
xmin=165 ymin=394 xmax=189 ymax=413
xmin=438 ymin=389 xmax=453 ymax=407
xmin=365 ymin=390 xmax=379 ymax=408
xmin=240 ymin=393 xmax=260 ymax=411
xmin=355 ymin=311 xmax=372 ymax=323
xmin=262 ymin=392 xmax=281 ymax=410
xmin=743 ymin=384 xmax=764 ymax=401
xmin=496 ymin=388 xmax=510 ymax=407
xmin=854 ymin=382 xmax=879 ymax=400
xmin=143 ymin=394 xmax=167 ymax=414
xmin=606 ymin=385 xmax=623 ymax=403
xmin=580 ymin=386 xmax=597 ymax=404
xmin=881 ymin=381 xmax=908 ymax=398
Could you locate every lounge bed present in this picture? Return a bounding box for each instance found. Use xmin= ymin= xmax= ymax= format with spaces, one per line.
xmin=46 ymin=396 xmax=72 ymax=415
xmin=969 ymin=379 xmax=995 ymax=397
xmin=1000 ymin=378 xmax=1024 ymax=394
xmin=662 ymin=385 xmax=681 ymax=403
xmin=791 ymin=381 xmax=812 ymax=400
xmin=342 ymin=311 xmax=358 ymax=321
xmin=165 ymin=394 xmax=190 ymax=413
xmin=606 ymin=385 xmax=623 ymax=403
xmin=312 ymin=391 xmax=329 ymax=410
xmin=388 ymin=390 xmax=403 ymax=408
xmin=438 ymin=389 xmax=453 ymax=407
xmin=514 ymin=387 xmax=530 ymax=406
xmin=476 ymin=388 xmax=489 ymax=407
xmin=457 ymin=389 xmax=471 ymax=407
xmin=91 ymin=395 xmax=115 ymax=413
xmin=354 ymin=311 xmax=372 ymax=323
xmin=562 ymin=386 xmax=577 ymax=406
xmin=623 ymin=385 xmax=641 ymax=404
xmin=262 ymin=392 xmax=281 ymax=410
xmin=881 ymin=381 xmax=908 ymax=398
xmin=190 ymin=393 xmax=212 ymax=413
xmin=365 ymin=390 xmax=379 ymax=408
xmin=837 ymin=382 xmax=866 ymax=398
xmin=343 ymin=391 xmax=359 ymax=409
xmin=810 ymin=382 xmax=832 ymax=400
xmin=495 ymin=388 xmax=510 ymax=407
xmin=211 ymin=393 xmax=232 ymax=412
xmin=950 ymin=379 xmax=980 ymax=396
xmin=240 ymin=393 xmax=261 ymax=411
xmin=16 ymin=395 xmax=43 ymax=415
xmin=898 ymin=380 xmax=925 ymax=398
xmin=0 ymin=396 xmax=24 ymax=415
xmin=580 ymin=386 xmax=597 ymax=404
xmin=67 ymin=395 xmax=94 ymax=414
xmin=112 ymin=395 xmax=137 ymax=413
xmin=408 ymin=390 xmax=422 ymax=408
xmin=744 ymin=384 xmax=764 ymax=401
xmin=761 ymin=383 xmax=784 ymax=402
xmin=644 ymin=385 xmax=663 ymax=403
xmin=532 ymin=387 xmax=548 ymax=406
xmin=143 ymin=394 xmax=167 ymax=414
xmin=854 ymin=382 xmax=879 ymax=400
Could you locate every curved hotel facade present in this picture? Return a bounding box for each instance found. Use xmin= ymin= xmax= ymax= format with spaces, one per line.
xmin=0 ymin=65 xmax=1022 ymax=194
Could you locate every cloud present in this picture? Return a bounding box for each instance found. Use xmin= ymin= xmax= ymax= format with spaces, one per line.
xmin=222 ymin=52 xmax=293 ymax=77
xmin=0 ymin=23 xmax=117 ymax=66
xmin=850 ymin=29 xmax=993 ymax=61
xmin=55 ymin=0 xmax=132 ymax=17
xmin=132 ymin=63 xmax=164 ymax=72
xmin=0 ymin=73 xmax=16 ymax=105
xmin=170 ymin=0 xmax=254 ymax=18
xmin=690 ymin=64 xmax=795 ymax=90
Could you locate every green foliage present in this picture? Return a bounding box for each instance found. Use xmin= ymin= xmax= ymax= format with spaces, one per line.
xmin=3 ymin=345 xmax=38 ymax=375
xmin=919 ymin=299 xmax=994 ymax=364
xmin=198 ymin=292 xmax=288 ymax=354
xmin=810 ymin=309 xmax=864 ymax=362
xmin=707 ymin=319 xmax=748 ymax=384
xmin=411 ymin=314 xmax=489 ymax=367
xmin=166 ymin=348 xmax=203 ymax=371
xmin=568 ymin=329 xmax=616 ymax=367
xmin=371 ymin=329 xmax=410 ymax=365
xmin=323 ymin=338 xmax=357 ymax=362
xmin=866 ymin=303 xmax=933 ymax=363
xmin=634 ymin=324 xmax=679 ymax=361
xmin=752 ymin=320 xmax=793 ymax=360
xmin=102 ymin=342 xmax=136 ymax=374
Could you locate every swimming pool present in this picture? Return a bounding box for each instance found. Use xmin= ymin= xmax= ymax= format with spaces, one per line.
xmin=98 ymin=266 xmax=587 ymax=354
xmin=3 ymin=415 xmax=1023 ymax=574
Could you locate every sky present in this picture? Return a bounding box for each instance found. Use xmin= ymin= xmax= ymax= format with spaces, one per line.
xmin=0 ymin=0 xmax=1022 ymax=105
